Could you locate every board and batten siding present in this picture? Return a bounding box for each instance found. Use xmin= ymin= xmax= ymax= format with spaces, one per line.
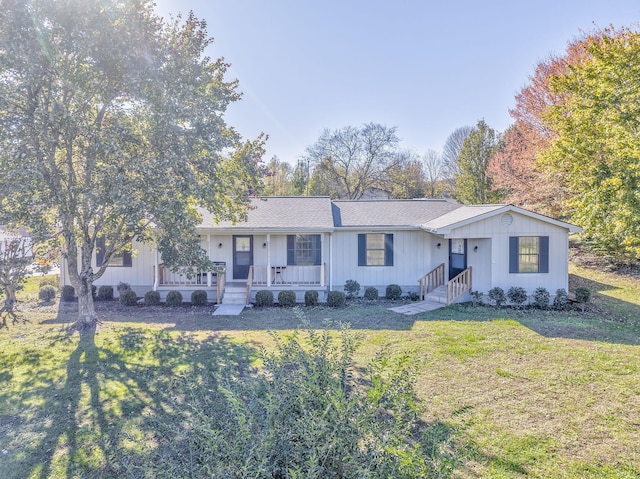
xmin=331 ymin=230 xmax=435 ymax=294
xmin=445 ymin=211 xmax=570 ymax=294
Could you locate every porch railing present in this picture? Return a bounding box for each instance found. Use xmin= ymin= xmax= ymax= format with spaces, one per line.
xmin=246 ymin=266 xmax=253 ymax=305
xmin=418 ymin=263 xmax=445 ymax=300
xmin=446 ymin=266 xmax=472 ymax=305
xmin=250 ymin=264 xmax=326 ymax=287
xmin=156 ymin=263 xmax=224 ymax=287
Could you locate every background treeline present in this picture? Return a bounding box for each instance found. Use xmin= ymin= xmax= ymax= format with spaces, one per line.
xmin=263 ymin=27 xmax=640 ymax=261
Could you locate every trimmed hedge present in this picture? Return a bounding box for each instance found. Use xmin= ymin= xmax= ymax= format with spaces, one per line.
xmin=304 ymin=290 xmax=318 ymax=307
xmin=61 ymin=285 xmax=75 ymax=302
xmin=119 ymin=289 xmax=139 ymax=306
xmin=38 ymin=285 xmax=56 ymax=302
xmin=144 ymin=290 xmax=161 ymax=306
xmin=507 ymin=286 xmax=528 ymax=307
xmin=166 ymin=290 xmax=183 ymax=307
xmin=278 ymin=290 xmax=297 ymax=307
xmin=344 ymin=279 xmax=360 ymax=299
xmin=191 ymin=290 xmax=208 ymax=306
xmin=488 ymin=287 xmax=506 ymax=307
xmin=255 ymin=290 xmax=274 ymax=307
xmin=385 ymin=284 xmax=402 ymax=301
xmin=552 ymin=288 xmax=567 ymax=310
xmin=364 ymin=286 xmax=378 ymax=300
xmin=97 ymin=285 xmax=114 ymax=301
xmin=326 ymin=291 xmax=345 ymax=308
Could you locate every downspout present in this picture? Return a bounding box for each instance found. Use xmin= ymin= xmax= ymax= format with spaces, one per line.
xmin=153 ymin=248 xmax=159 ymax=291
xmin=266 ymin=233 xmax=271 ymax=287
xmin=329 ymin=232 xmax=333 ymax=292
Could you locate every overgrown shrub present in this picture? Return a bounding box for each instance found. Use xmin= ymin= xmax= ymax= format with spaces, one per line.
xmin=470 ymin=290 xmax=483 ymax=307
xmin=304 ymin=290 xmax=318 ymax=307
xmin=61 ymin=285 xmax=75 ymax=302
xmin=255 ymin=290 xmax=274 ymax=307
xmin=117 ymin=282 xmax=131 ymax=292
xmin=144 ymin=326 xmax=457 ymax=478
xmin=488 ymin=287 xmax=506 ymax=307
xmin=507 ymin=286 xmax=528 ymax=307
xmin=144 ymin=290 xmax=161 ymax=306
xmin=364 ymin=286 xmax=378 ymax=300
xmin=385 ymin=284 xmax=402 ymax=300
xmin=278 ymin=290 xmax=297 ymax=307
xmin=552 ymin=288 xmax=568 ymax=310
xmin=97 ymin=285 xmax=113 ymax=301
xmin=343 ymin=279 xmax=360 ymax=299
xmin=533 ymin=287 xmax=550 ymax=309
xmin=38 ymin=285 xmax=56 ymax=302
xmin=119 ymin=289 xmax=138 ymax=306
xmin=326 ymin=290 xmax=345 ymax=307
xmin=405 ymin=291 xmax=420 ymax=301
xmin=191 ymin=290 xmax=208 ymax=306
xmin=575 ymin=286 xmax=591 ymax=304
xmin=165 ymin=290 xmax=183 ymax=307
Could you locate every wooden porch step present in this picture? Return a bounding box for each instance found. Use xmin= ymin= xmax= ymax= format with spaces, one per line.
xmin=424 ymin=285 xmax=448 ymax=304
xmin=221 ymin=284 xmax=249 ymax=305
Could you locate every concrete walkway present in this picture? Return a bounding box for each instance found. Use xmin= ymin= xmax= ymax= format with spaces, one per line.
xmin=388 ymin=300 xmax=444 ymax=315
xmin=213 ymin=304 xmax=245 ymax=316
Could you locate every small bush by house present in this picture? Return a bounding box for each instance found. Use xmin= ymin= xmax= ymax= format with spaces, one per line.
xmin=385 ymin=284 xmax=402 ymax=301
xmin=117 ymin=282 xmax=131 ymax=292
xmin=552 ymin=288 xmax=568 ymax=310
xmin=343 ymin=279 xmax=360 ymax=299
xmin=61 ymin=285 xmax=75 ymax=302
xmin=471 ymin=290 xmax=484 ymax=306
xmin=119 ymin=289 xmax=139 ymax=306
xmin=278 ymin=290 xmax=296 ymax=307
xmin=405 ymin=291 xmax=420 ymax=301
xmin=575 ymin=287 xmax=591 ymax=304
xmin=507 ymin=286 xmax=528 ymax=307
xmin=363 ymin=286 xmax=378 ymax=300
xmin=191 ymin=290 xmax=208 ymax=306
xmin=304 ymin=290 xmax=318 ymax=307
xmin=255 ymin=290 xmax=274 ymax=307
xmin=97 ymin=285 xmax=114 ymax=301
xmin=488 ymin=287 xmax=506 ymax=307
xmin=533 ymin=287 xmax=550 ymax=309
xmin=165 ymin=290 xmax=183 ymax=307
xmin=38 ymin=285 xmax=56 ymax=302
xmin=144 ymin=290 xmax=161 ymax=306
xmin=326 ymin=290 xmax=345 ymax=307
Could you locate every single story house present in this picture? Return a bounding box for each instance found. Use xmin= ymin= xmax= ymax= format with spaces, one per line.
xmin=60 ymin=197 xmax=582 ymax=305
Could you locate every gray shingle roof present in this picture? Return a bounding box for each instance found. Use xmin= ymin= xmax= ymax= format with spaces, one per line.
xmin=421 ymin=205 xmax=506 ymax=232
xmin=198 ymin=197 xmax=335 ymax=230
xmin=331 ymin=199 xmax=462 ymax=228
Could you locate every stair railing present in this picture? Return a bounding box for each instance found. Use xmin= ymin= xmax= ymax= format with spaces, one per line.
xmin=446 ymin=266 xmax=472 ymax=305
xmin=418 ymin=263 xmax=445 ymax=300
xmin=245 ymin=266 xmax=254 ymax=305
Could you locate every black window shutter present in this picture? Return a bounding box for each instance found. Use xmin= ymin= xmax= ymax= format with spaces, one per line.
xmin=312 ymin=234 xmax=321 ymax=265
xmin=287 ymin=235 xmax=296 ymax=265
xmin=509 ymin=237 xmax=518 ymax=273
xmin=96 ymin=236 xmax=105 ymax=266
xmin=539 ymin=236 xmax=549 ymax=273
xmin=384 ymin=234 xmax=394 ymax=266
xmin=358 ymin=234 xmax=366 ymax=266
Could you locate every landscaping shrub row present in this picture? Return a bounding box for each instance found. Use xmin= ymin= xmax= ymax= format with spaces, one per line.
xmin=343 ymin=280 xmax=413 ymax=301
xmin=476 ymin=286 xmax=591 ymax=310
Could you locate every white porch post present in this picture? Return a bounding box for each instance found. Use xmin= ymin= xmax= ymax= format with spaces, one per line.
xmin=320 ymin=233 xmax=325 ymax=287
xmin=266 ymin=233 xmax=271 ymax=288
xmin=207 ymin=234 xmax=212 ymax=287
xmin=153 ymin=248 xmax=159 ymax=291
xmin=329 ymin=233 xmax=333 ymax=291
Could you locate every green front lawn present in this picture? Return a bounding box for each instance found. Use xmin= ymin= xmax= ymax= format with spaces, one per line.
xmin=1 ymin=267 xmax=639 ymax=478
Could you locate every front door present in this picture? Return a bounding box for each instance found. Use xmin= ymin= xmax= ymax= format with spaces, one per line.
xmin=233 ymin=235 xmax=253 ymax=280
xmin=449 ymin=239 xmax=467 ymax=280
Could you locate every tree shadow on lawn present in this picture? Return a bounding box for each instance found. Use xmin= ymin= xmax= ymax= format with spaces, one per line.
xmin=43 ymin=299 xmax=420 ymax=332
xmin=0 ymin=324 xmax=258 ymax=479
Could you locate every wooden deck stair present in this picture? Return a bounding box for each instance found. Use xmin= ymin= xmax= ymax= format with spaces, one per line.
xmin=221 ymin=282 xmax=249 ymax=305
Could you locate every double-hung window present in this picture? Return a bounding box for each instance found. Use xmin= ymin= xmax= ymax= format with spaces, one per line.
xmin=96 ymin=236 xmax=133 ymax=267
xmin=509 ymin=236 xmax=549 ymax=273
xmin=358 ymin=233 xmax=393 ymax=266
xmin=287 ymin=234 xmax=321 ymax=265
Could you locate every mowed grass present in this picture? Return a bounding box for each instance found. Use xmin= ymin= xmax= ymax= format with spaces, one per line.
xmin=1 ymin=267 xmax=639 ymax=478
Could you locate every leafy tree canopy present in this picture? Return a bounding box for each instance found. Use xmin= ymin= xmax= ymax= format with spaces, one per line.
xmin=0 ymin=0 xmax=264 ymax=325
xmin=542 ymin=27 xmax=640 ymax=259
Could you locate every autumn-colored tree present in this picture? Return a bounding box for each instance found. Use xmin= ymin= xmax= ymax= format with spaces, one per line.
xmin=388 ymin=152 xmax=426 ymax=199
xmin=542 ymin=27 xmax=640 ymax=259
xmin=262 ymin=156 xmax=294 ymax=196
xmin=489 ymin=36 xmax=591 ymax=215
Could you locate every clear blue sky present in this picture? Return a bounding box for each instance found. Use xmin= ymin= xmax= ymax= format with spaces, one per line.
xmin=154 ymin=0 xmax=639 ymax=165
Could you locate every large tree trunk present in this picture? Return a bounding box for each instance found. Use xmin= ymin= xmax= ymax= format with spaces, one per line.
xmin=76 ymin=278 xmax=97 ymax=327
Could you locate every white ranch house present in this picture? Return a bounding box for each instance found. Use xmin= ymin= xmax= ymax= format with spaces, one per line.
xmin=61 ymin=197 xmax=581 ymax=306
